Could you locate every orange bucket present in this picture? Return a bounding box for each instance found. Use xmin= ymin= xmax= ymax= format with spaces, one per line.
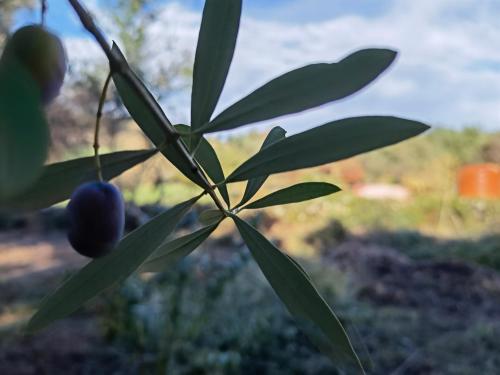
xmin=458 ymin=163 xmax=500 ymax=198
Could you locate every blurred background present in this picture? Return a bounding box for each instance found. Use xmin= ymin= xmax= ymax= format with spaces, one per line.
xmin=1 ymin=0 xmax=499 ymax=374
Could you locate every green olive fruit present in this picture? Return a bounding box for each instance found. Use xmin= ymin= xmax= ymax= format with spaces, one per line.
xmin=2 ymin=25 xmax=67 ymax=105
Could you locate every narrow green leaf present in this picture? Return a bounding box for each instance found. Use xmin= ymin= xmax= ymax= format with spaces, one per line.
xmin=141 ymin=223 xmax=219 ymax=273
xmin=111 ymin=44 xmax=205 ymax=187
xmin=236 ymin=126 xmax=286 ymax=208
xmin=0 ymin=150 xmax=156 ymax=212
xmin=232 ymin=215 xmax=363 ymax=372
xmin=176 ymin=125 xmax=230 ymax=207
xmin=0 ymin=56 xmax=48 ymax=198
xmin=26 ymin=196 xmax=199 ymax=332
xmin=191 ymin=0 xmax=242 ymax=130
xmin=198 ymin=49 xmax=397 ymax=133
xmin=285 ymin=254 xmax=312 ymax=282
xmin=195 ymin=139 xmax=231 ymax=206
xmin=228 ymin=116 xmax=429 ymax=182
xmin=244 ymin=182 xmax=340 ymax=209
xmin=198 ymin=209 xmax=225 ymax=226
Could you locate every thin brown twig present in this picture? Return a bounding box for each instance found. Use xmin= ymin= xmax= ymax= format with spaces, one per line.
xmin=93 ymin=71 xmax=112 ymax=182
xmin=40 ymin=0 xmax=47 ymax=25
xmin=67 ymin=0 xmax=227 ymax=212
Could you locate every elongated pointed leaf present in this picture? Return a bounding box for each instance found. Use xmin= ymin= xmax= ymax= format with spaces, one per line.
xmin=232 ymin=215 xmax=363 ymax=372
xmin=0 ymin=57 xmax=48 ymax=198
xmin=141 ymin=223 xmax=219 ymax=272
xmin=244 ymin=182 xmax=340 ymax=209
xmin=111 ymin=44 xmax=205 ymax=187
xmin=198 ymin=209 xmax=225 ymax=226
xmin=191 ymin=0 xmax=242 ymax=130
xmin=26 ymin=197 xmax=199 ymax=333
xmin=195 ymin=139 xmax=231 ymax=206
xmin=228 ymin=116 xmax=429 ymax=182
xmin=285 ymin=254 xmax=312 ymax=282
xmin=198 ymin=49 xmax=396 ymax=133
xmin=0 ymin=150 xmax=156 ymax=212
xmin=236 ymin=126 xmax=286 ymax=208
xmin=176 ymin=125 xmax=230 ymax=206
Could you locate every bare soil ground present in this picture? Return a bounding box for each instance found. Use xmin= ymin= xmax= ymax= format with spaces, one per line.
xmin=2 ymin=229 xmax=500 ymax=374
xmin=0 ymin=230 xmax=131 ymax=375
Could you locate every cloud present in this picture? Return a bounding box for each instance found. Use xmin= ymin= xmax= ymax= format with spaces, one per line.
xmin=64 ymin=0 xmax=500 ymax=133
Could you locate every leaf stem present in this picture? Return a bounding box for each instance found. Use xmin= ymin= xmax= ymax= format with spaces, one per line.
xmin=67 ymin=0 xmax=226 ymax=212
xmin=93 ymin=71 xmax=112 ymax=182
xmin=40 ymin=0 xmax=47 ymax=26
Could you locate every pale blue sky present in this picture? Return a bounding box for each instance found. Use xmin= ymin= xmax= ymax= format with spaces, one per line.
xmin=16 ymin=0 xmax=392 ymax=34
xmin=13 ymin=0 xmax=500 ymax=133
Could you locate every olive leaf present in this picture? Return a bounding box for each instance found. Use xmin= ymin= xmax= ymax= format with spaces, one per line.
xmin=198 ymin=49 xmax=397 ymax=133
xmin=191 ymin=0 xmax=242 ymax=130
xmin=235 ymin=126 xmax=286 ymax=208
xmin=111 ymin=44 xmax=206 ymax=187
xmin=228 ymin=116 xmax=429 ymax=182
xmin=0 ymin=150 xmax=156 ymax=212
xmin=232 ymin=215 xmax=364 ymax=373
xmin=176 ymin=125 xmax=230 ymax=207
xmin=198 ymin=209 xmax=225 ymax=226
xmin=244 ymin=182 xmax=340 ymax=209
xmin=26 ymin=196 xmax=199 ymax=332
xmin=141 ymin=223 xmax=220 ymax=273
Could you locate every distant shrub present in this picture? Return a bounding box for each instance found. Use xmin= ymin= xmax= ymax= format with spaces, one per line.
xmin=365 ymin=230 xmax=500 ymax=271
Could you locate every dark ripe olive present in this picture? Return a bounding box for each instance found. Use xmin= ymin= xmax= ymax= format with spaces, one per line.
xmin=66 ymin=181 xmax=125 ymax=258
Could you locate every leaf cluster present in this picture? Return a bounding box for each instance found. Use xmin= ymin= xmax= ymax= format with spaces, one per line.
xmin=3 ymin=0 xmax=430 ymax=372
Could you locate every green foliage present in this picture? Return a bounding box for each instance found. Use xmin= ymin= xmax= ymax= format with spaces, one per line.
xmin=191 ymin=0 xmax=241 ymax=130
xmin=141 ymin=223 xmax=220 ymax=272
xmin=101 ymin=234 xmax=500 ymax=374
xmin=482 ymin=133 xmax=500 ymax=163
xmin=1 ymin=149 xmax=155 ymax=212
xmin=109 ymin=0 xmax=153 ymax=74
xmin=369 ymin=230 xmax=500 ymax=271
xmin=189 ymin=0 xmax=241 ymax=151
xmin=111 ymin=44 xmax=206 ymax=187
xmin=232 ymin=215 xmax=363 ymax=372
xmin=228 ymin=116 xmax=428 ymax=182
xmin=198 ymin=209 xmax=225 ymax=226
xmin=2 ymin=0 xmax=433 ymax=370
xmin=243 ymin=182 xmax=340 ymax=209
xmin=0 ymin=57 xmax=48 ymax=198
xmin=176 ymin=124 xmax=230 ymax=206
xmin=236 ymin=126 xmax=287 ymax=208
xmin=360 ymin=127 xmax=491 ymax=184
xmin=198 ymin=49 xmax=397 ymax=133
xmin=103 ymin=252 xmax=258 ymax=374
xmin=26 ymin=196 xmax=199 ymax=332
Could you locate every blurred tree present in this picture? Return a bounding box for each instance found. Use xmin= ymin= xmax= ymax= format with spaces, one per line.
xmin=482 ymin=133 xmax=500 ymax=164
xmin=46 ymin=0 xmax=192 ymax=204
xmin=0 ymin=0 xmax=34 ymax=46
xmin=48 ymin=0 xmax=192 ymax=161
xmin=109 ymin=0 xmax=152 ymax=75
